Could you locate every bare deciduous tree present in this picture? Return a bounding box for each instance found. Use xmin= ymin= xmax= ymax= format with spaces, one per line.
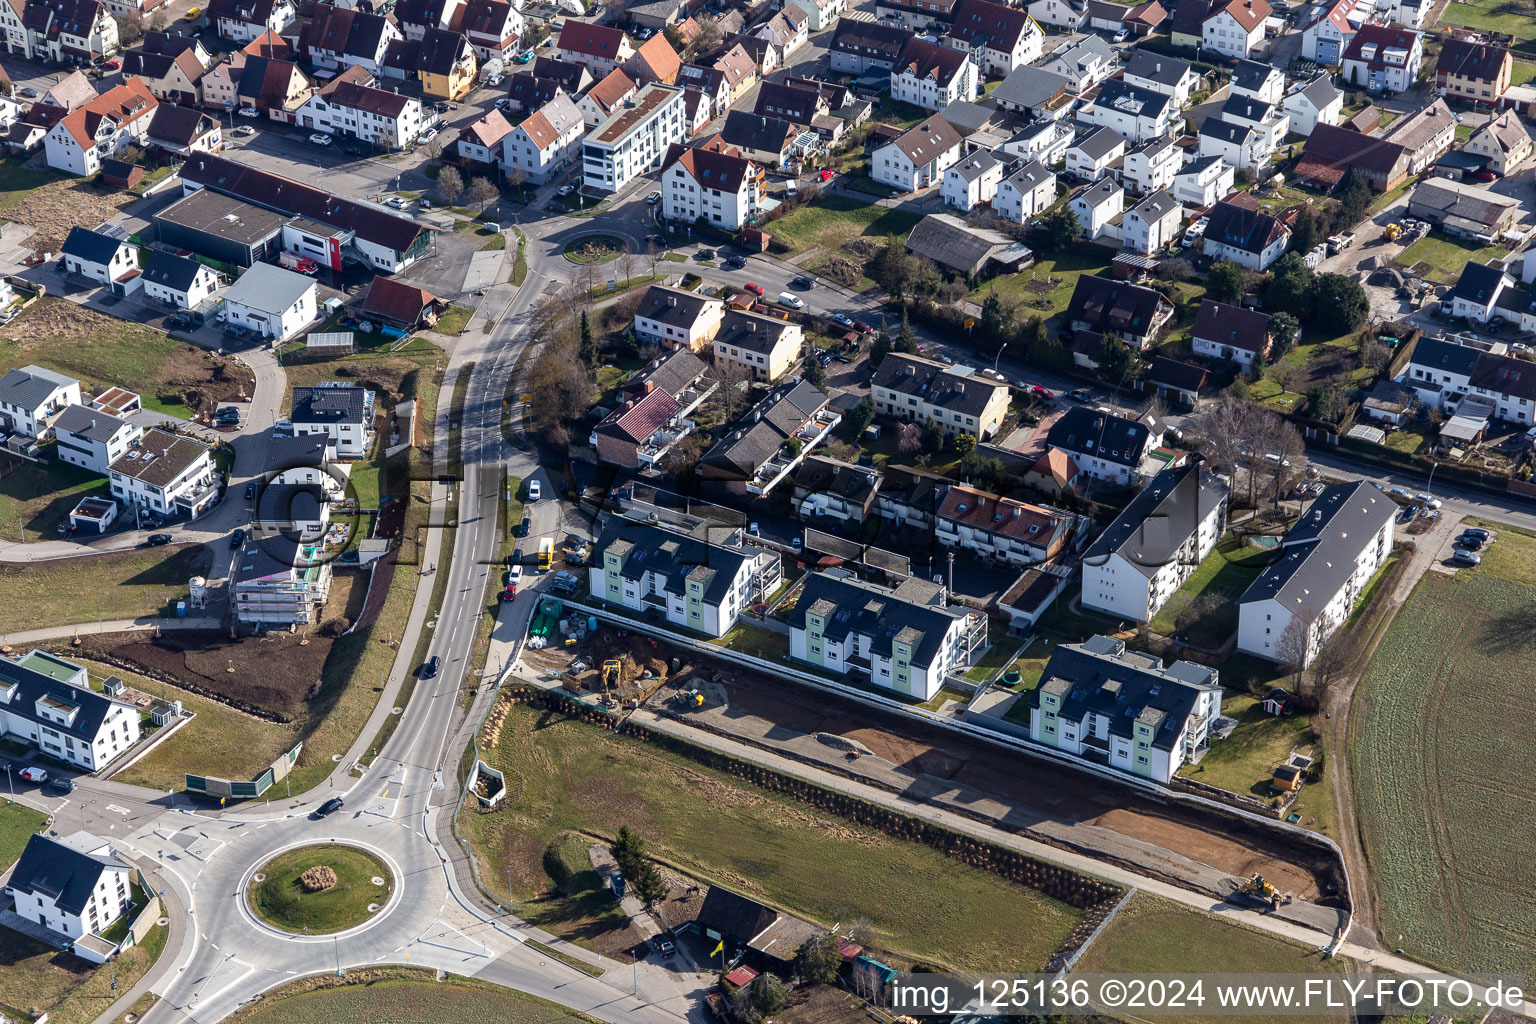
xmin=897 ymin=421 xmax=923 ymax=458
xmin=466 ymin=176 xmax=499 ymax=213
xmin=420 ymin=137 xmax=443 ymax=163
xmin=437 ymin=166 xmax=465 ymax=206
xmin=709 ymin=358 xmax=751 ymax=424
xmin=1275 ymin=611 xmax=1317 ymax=689
xmin=618 ymin=242 xmax=639 ymax=287
xmin=645 ymin=238 xmax=664 ymax=279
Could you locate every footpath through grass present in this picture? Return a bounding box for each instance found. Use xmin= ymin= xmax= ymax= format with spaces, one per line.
xmin=466 ymin=703 xmax=1082 ymax=970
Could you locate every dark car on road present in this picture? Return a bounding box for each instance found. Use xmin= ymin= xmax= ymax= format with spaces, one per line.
xmin=314 ymin=797 xmax=344 ymax=818
xmin=791 ymin=275 xmax=814 ymax=289
xmin=146 ymin=533 xmax=173 ymax=546
xmin=230 ymin=528 xmax=246 ymax=548
xmin=1067 ymin=388 xmax=1093 ymax=403
xmin=723 ymin=255 xmax=747 ymax=269
xmin=48 ymin=777 xmax=76 ymax=794
xmin=419 ymin=656 xmax=441 ymax=679
xmin=516 ymin=514 xmax=531 ymax=538
xmin=696 ymin=248 xmax=716 ymax=260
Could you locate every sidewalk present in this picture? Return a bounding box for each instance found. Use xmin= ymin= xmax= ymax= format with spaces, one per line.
xmin=0 ymin=616 xmax=222 ymax=648
xmin=88 ymin=855 xmax=192 ymax=1024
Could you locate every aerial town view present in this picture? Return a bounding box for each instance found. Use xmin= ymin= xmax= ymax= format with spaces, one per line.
xmin=0 ymin=0 xmax=1532 ymax=1017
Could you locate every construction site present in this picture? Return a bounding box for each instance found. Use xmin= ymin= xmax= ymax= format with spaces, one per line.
xmin=507 ymin=601 xmax=1348 ymax=938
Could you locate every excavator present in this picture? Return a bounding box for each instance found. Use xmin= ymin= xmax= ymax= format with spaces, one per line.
xmin=599 ymin=660 xmax=621 ymax=705
xmin=1231 ymin=873 xmax=1293 ymax=913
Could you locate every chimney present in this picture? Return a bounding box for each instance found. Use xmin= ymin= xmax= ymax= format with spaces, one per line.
xmin=1155 ymin=62 xmax=1161 ymax=72
xmin=668 ymin=295 xmax=677 ymax=306
xmin=1013 ymin=505 xmax=1021 ymax=517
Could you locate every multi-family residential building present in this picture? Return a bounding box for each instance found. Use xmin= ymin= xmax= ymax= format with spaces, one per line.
xmin=1169 ymin=0 xmax=1212 ymax=46
xmin=1379 ymin=97 xmax=1454 ymax=176
xmin=1079 ymin=79 xmax=1172 ymax=143
xmin=1281 ymin=73 xmax=1343 ymax=136
xmin=54 ymin=404 xmax=142 ymax=474
xmin=1065 ymin=275 xmax=1174 ymax=353
xmin=875 ymin=0 xmax=959 ymax=31
xmin=300 ymin=6 xmax=403 ymax=75
xmin=1435 ymin=38 xmax=1511 ymax=106
xmin=1402 ymin=333 xmax=1536 ymax=423
xmin=392 ymin=0 xmax=463 ymax=38
xmin=828 ymin=18 xmax=908 ymax=73
xmin=1027 ymin=0 xmax=1086 ymax=28
xmin=222 ymin=261 xmax=316 ymax=341
xmin=501 ymin=93 xmax=583 ymax=183
xmin=1121 ymin=135 xmax=1180 ymax=196
xmin=108 ymin=427 xmax=218 ymax=517
xmin=788 ymin=570 xmax=971 ymax=701
xmin=45 ymin=77 xmax=157 ymax=176
xmin=990 ymin=64 xmax=1072 ymax=120
xmin=1066 ymin=124 xmax=1125 ymax=181
xmin=753 ymin=5 xmax=811 ymax=57
xmin=383 ymin=27 xmax=478 ymax=100
xmin=711 ymin=308 xmax=803 ymax=383
xmin=789 ymin=0 xmax=845 ymax=31
xmin=1120 ymin=50 xmax=1200 ymax=106
xmin=936 ymin=484 xmax=1082 ymax=565
xmin=210 ymin=53 xmax=314 ymax=123
xmin=711 ymin=110 xmax=801 ymax=168
xmin=661 ymin=142 xmax=761 ymax=229
xmin=121 ymin=32 xmax=208 ymax=105
xmin=0 ymin=651 xmax=141 ymax=772
xmin=0 ymin=366 xmax=81 ymax=438
xmin=575 ymin=68 xmax=637 ymax=127
xmin=1045 ymin=405 xmax=1159 ymax=485
xmin=1466 ymin=107 xmax=1532 ymax=176
xmin=0 ymin=0 xmax=118 ymax=62
xmin=1201 ymin=0 xmax=1270 ymax=59
xmin=871 ymin=353 xmax=1011 ymax=438
xmin=455 ymin=108 xmax=512 ymax=169
xmin=232 ymin=533 xmax=334 ymax=625
xmin=9 ymin=831 xmax=135 ymax=948
xmin=290 ymin=384 xmax=375 ymax=457
xmin=1002 ymin=119 xmax=1073 ymax=165
xmin=993 ymin=159 xmax=1055 ymax=223
xmin=1041 ymin=35 xmax=1117 ymax=92
xmin=941 ymin=150 xmax=1003 ymax=212
xmin=792 ymin=456 xmax=882 ymax=523
xmin=874 ymin=464 xmax=949 ymax=527
xmin=623 ymin=33 xmax=683 ymax=85
xmin=210 ymin=0 xmax=297 ymax=44
xmin=753 ymin=80 xmax=828 ymax=127
xmin=581 ymin=83 xmax=686 ymax=192
xmin=1237 ymin=481 xmax=1395 ymax=665
xmin=1071 ymin=177 xmax=1124 ymax=240
xmin=1341 ymin=23 xmax=1422 ymax=94
xmin=1191 ymin=298 xmax=1272 ymax=366
xmin=296 ymin=76 xmax=426 ymax=148
xmin=1218 ymin=93 xmax=1288 ymax=162
xmin=1170 ymin=153 xmax=1235 ymax=207
xmin=459 ymin=0 xmax=523 ymax=60
xmin=589 ymin=518 xmax=781 ymax=637
xmin=589 ymin=350 xmax=713 ymax=467
xmin=1202 ymin=199 xmax=1290 ymax=270
xmin=1028 ymin=634 xmax=1223 ymax=782
xmin=945 ymin=0 xmax=1043 ymax=74
xmin=697 ymin=378 xmax=837 ymax=493
xmin=1121 ymin=189 xmax=1182 ymax=255
xmin=632 ymin=284 xmax=725 ymax=350
xmin=557 ymin=21 xmax=634 ymax=76
xmin=870 ymin=115 xmax=964 ymax=191
xmin=890 ymin=38 xmax=977 ymax=111
xmin=141 ymin=251 xmax=221 ymax=309
xmin=1082 ymin=464 xmax=1228 ymax=622
xmin=145 ymin=102 xmax=223 ymax=157
xmin=1301 ymin=0 xmax=1368 ymax=65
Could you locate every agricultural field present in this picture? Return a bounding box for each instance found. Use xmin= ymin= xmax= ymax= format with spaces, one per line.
xmin=465 ymin=702 xmax=1084 ymax=971
xmin=1353 ymin=523 xmax=1536 ymax=976
xmin=229 ymin=975 xmax=592 ymax=1024
xmin=1075 ymin=894 xmax=1349 ymax=1024
xmin=0 ymin=543 xmax=205 ymax=635
xmin=0 ymin=299 xmax=255 ymax=419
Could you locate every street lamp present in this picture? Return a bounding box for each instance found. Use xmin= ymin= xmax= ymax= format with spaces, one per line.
xmin=992 ymin=341 xmax=1009 ymax=371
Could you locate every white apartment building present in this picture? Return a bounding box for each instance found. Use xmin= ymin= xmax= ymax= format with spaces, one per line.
xmin=1202 ymin=0 xmax=1270 ymax=59
xmin=942 ymin=151 xmax=1004 ymax=212
xmin=0 ymin=650 xmax=141 ymax=772
xmin=871 ymin=116 xmax=964 ymax=191
xmin=290 ymin=384 xmax=375 ymax=458
xmin=993 ymin=159 xmax=1056 ymax=223
xmin=890 ymin=38 xmax=978 ymax=111
xmin=870 ymin=353 xmax=1012 ymax=438
xmin=661 ymin=143 xmax=761 ymax=229
xmin=502 ymin=94 xmax=584 ymax=184
xmin=222 ymin=262 xmax=317 ymax=342
xmin=107 ymin=428 xmax=218 ymax=518
xmin=295 ymin=79 xmax=427 ymax=149
xmin=1078 ymin=79 xmax=1173 ymax=143
xmin=1081 ymin=464 xmax=1228 ymax=622
xmin=581 ymin=83 xmax=687 ymax=192
xmin=1121 ymin=190 xmax=1182 ymax=255
xmin=0 ymin=365 xmax=82 ymax=439
xmin=1171 ymin=153 xmax=1235 ymax=207
xmin=1122 ymin=135 xmax=1181 ymax=195
xmin=53 ymin=404 xmax=143 ymax=475
xmin=9 ymin=831 xmax=135 ymax=952
xmin=1237 ymin=482 xmax=1396 ymax=666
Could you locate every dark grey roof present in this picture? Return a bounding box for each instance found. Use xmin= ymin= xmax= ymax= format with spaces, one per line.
xmin=142 ymin=250 xmax=209 ymax=292
xmin=1192 ymin=298 xmax=1270 ymax=352
xmin=792 ymin=455 xmax=879 ymax=506
xmin=255 ymin=481 xmax=326 ymax=525
xmin=0 ymin=365 xmax=76 ymax=411
xmin=61 ymin=226 xmax=128 ymax=266
xmin=231 ymin=532 xmax=309 ymax=583
xmin=0 ymin=652 xmax=125 ymax=758
xmin=9 ymin=832 xmax=125 ymax=916
xmin=717 ymin=110 xmax=798 ymax=154
xmin=1449 ymin=261 xmax=1508 ymax=305
xmin=1201 ymin=115 xmax=1260 ymax=145
xmin=1073 ymin=124 xmax=1125 ymax=161
xmin=291 ymin=385 xmax=370 ymax=425
xmin=1065 ymin=274 xmax=1170 ymax=338
xmin=594 ymin=519 xmax=756 ymax=607
xmin=696 ymin=886 xmax=778 ymax=943
xmin=1467 ymin=348 xmax=1536 ymax=402
xmin=1129 ymin=188 xmax=1178 ymax=221
xmin=937 ymin=99 xmax=995 ymax=135
xmin=700 ymin=378 xmax=827 ymax=477
xmin=829 ymin=18 xmax=909 ymax=61
xmin=108 ymin=427 xmax=210 ymax=486
xmin=786 ymin=570 xmax=964 ymax=672
xmin=1409 ymin=336 xmax=1482 ymax=378
xmin=154 ymin=188 xmax=289 ymax=246
xmin=1221 ymin=93 xmax=1276 ymax=123
xmin=948 ymin=149 xmax=1002 ymax=182
xmin=1175 ymin=152 xmax=1226 ymax=178
xmin=1294 ymin=73 xmax=1340 ymax=109
xmin=1045 ymin=405 xmax=1151 ymax=468
xmin=1026 ymin=635 xmax=1220 ymax=751
xmin=715 ymin=308 xmax=798 ymax=355
xmin=54 ymin=403 xmax=130 ymax=443
xmin=1005 ymin=158 xmax=1054 ymax=192
xmin=879 ymin=463 xmax=948 ymax=515
xmin=636 ymin=284 xmax=718 ymax=330
xmin=1077 ymin=176 xmax=1122 ymax=208
xmin=148 ymin=102 xmax=217 ymax=147
xmin=626 ymin=348 xmax=708 ymax=400
xmin=1231 ymin=58 xmax=1279 ymax=92
xmin=1147 ymin=355 xmax=1208 ymax=392
xmin=1083 ymin=464 xmax=1227 ymax=576
xmin=1240 ymin=481 xmax=1396 ymax=615
xmin=872 ymin=352 xmax=1008 ymax=418
xmin=1091 ymin=78 xmax=1171 ymax=119
xmin=263 ymin=432 xmax=331 ymax=473
xmin=1122 ymin=49 xmax=1194 ymax=87
xmin=991 ymin=64 xmax=1071 ymax=108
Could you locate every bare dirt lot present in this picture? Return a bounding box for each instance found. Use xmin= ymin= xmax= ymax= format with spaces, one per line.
xmin=11 ymin=176 xmax=138 ymax=254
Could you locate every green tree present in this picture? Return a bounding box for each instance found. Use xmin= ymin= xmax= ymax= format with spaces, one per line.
xmin=609 ymin=827 xmax=645 ymax=878
xmin=749 ymin=974 xmax=789 ymax=1015
xmin=1265 ymin=253 xmax=1315 ymax=319
xmin=979 ymin=290 xmax=1014 ymax=344
xmin=896 ymin=307 xmax=918 ymax=353
xmin=954 ymin=431 xmax=977 ymax=457
xmin=841 ymin=398 xmax=875 ymax=442
xmin=794 ymin=935 xmax=842 ymax=985
xmin=1315 ymin=273 xmax=1370 ymax=331
xmin=803 ymin=354 xmax=826 ymax=388
xmin=869 ymin=331 xmax=892 ymax=369
xmin=785 ymin=435 xmax=803 ymax=458
xmin=578 ymin=310 xmax=597 ymax=369
xmin=1206 ymin=259 xmax=1243 ymax=301
xmin=1096 ymin=335 xmax=1138 ymax=382
xmin=1335 ymin=171 xmax=1372 ymax=228
xmin=1040 ymin=204 xmax=1079 ymax=250
xmin=921 ymin=419 xmax=944 ymax=454
xmin=875 ymin=234 xmax=913 ymax=299
xmin=1268 ymin=311 xmax=1300 ymax=361
xmin=629 ymin=860 xmax=667 ymax=911
xmin=1289 ymin=207 xmax=1319 ymax=255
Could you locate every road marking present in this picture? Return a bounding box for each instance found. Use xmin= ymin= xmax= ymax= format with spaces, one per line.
xmin=105 ymin=803 xmax=131 ymax=815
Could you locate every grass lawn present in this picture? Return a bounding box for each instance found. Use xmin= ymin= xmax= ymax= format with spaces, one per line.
xmin=1352 ymin=520 xmax=1536 ymax=977
xmin=963 ymin=639 xmax=1021 ymax=682
xmin=1179 ymin=694 xmax=1318 ymax=802
xmin=434 ymin=305 xmax=473 ymax=335
xmin=510 ymin=227 xmax=528 ymax=285
xmin=0 ymin=460 xmax=113 ymax=543
xmin=1513 ymin=60 xmax=1536 ymax=86
xmin=843 ymin=175 xmax=893 ymax=198
xmin=1074 ymin=894 xmax=1348 ymax=1023
xmin=1393 ymin=234 xmax=1507 ymax=285
xmin=0 ymin=800 xmax=47 ymax=870
xmin=967 ymin=250 xmax=1112 ymax=323
xmin=766 ymin=194 xmax=924 ymax=254
xmin=1438 ymin=0 xmax=1536 ymax=40
xmin=1148 ymin=534 xmax=1269 ymax=647
xmin=708 ymin=621 xmax=789 ymax=661
xmin=251 ymin=845 xmax=392 ymax=934
xmin=0 ymin=922 xmax=167 ymax=1024
xmin=917 ymin=684 xmax=972 ymax=711
xmin=228 ymin=974 xmax=600 ymax=1024
xmin=563 ymin=235 xmax=624 ymax=263
xmin=467 ymin=703 xmax=1084 ymax=970
xmin=0 ymin=544 xmax=205 ymax=635
xmin=1384 ymin=424 xmax=1431 ymax=455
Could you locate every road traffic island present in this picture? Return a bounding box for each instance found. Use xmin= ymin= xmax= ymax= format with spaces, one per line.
xmin=247 ymin=844 xmax=394 ymax=935
xmin=561 ymin=235 xmax=624 ymax=264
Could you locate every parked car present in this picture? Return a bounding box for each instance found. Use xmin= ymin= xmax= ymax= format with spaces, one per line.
xmin=829 ymin=312 xmax=853 ymax=327
xmin=744 ymin=282 xmax=765 ymax=295
xmin=419 ymin=656 xmax=441 ymax=679
xmin=238 ymin=106 xmax=260 ymax=117
xmin=314 ymin=797 xmax=344 ymax=818
xmin=853 ymin=320 xmax=872 ymax=333
xmin=230 ymin=528 xmax=246 ymax=548
xmin=507 ymin=562 xmax=524 ymax=584
xmin=387 ymin=197 xmax=407 ymax=209
xmin=646 ymin=191 xmax=662 ymax=204
xmin=817 ymin=169 xmax=835 ymax=182
xmin=791 ymin=275 xmax=814 ymax=289
xmin=19 ymin=767 xmax=46 ymax=783
xmin=696 ymin=248 xmax=716 ymax=260
xmin=48 ymin=777 xmax=75 ymax=794
xmin=18 ymin=86 xmax=38 ymax=98
xmin=232 ymin=125 xmax=255 ymax=135
xmin=723 ymin=255 xmax=747 ymax=269
xmin=653 ymin=935 xmax=676 ymax=956
xmin=1030 ymin=385 xmax=1054 ymax=399
xmin=527 ymin=479 xmax=541 ymax=501
xmin=1413 ymin=493 xmax=1442 ymax=509
xmin=183 ymin=5 xmax=201 ymax=18
xmin=551 ymin=571 xmax=580 ymax=594
xmin=485 ymin=75 xmax=504 ymax=86
xmin=1397 ymin=505 xmax=1418 ymax=524
xmin=1473 ymin=169 xmax=1499 ymax=183
xmin=1452 ymin=549 xmax=1481 ymax=565
xmin=146 ymin=533 xmax=173 ymax=546
xmin=102 ymin=58 xmax=120 ymax=69
xmin=516 ymin=514 xmax=531 ymax=538
xmin=1457 ymin=536 xmax=1484 ymax=551
xmin=778 ymin=291 xmax=805 ymax=309
xmin=1462 ymin=528 xmax=1490 ymax=542
xmin=309 ymin=133 xmax=333 ymax=146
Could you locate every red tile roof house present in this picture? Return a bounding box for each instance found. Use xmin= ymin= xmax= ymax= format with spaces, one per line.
xmin=361 ymin=274 xmax=443 ymax=330
xmin=556 ymin=22 xmax=635 ymax=77
xmin=45 ymin=77 xmax=158 ymax=176
xmin=589 ymin=388 xmax=685 ymax=467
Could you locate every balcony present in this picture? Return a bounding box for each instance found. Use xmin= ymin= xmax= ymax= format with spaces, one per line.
xmin=635 ymin=418 xmax=697 ymax=466
xmin=746 ymin=409 xmax=842 ymax=495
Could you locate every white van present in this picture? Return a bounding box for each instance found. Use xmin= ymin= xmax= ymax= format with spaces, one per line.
xmin=779 ymin=292 xmax=805 ymax=310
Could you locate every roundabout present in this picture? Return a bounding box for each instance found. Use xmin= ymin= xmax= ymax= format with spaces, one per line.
xmin=246 ymin=843 xmax=396 ymax=936
xmin=561 ymin=234 xmax=625 ymax=264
